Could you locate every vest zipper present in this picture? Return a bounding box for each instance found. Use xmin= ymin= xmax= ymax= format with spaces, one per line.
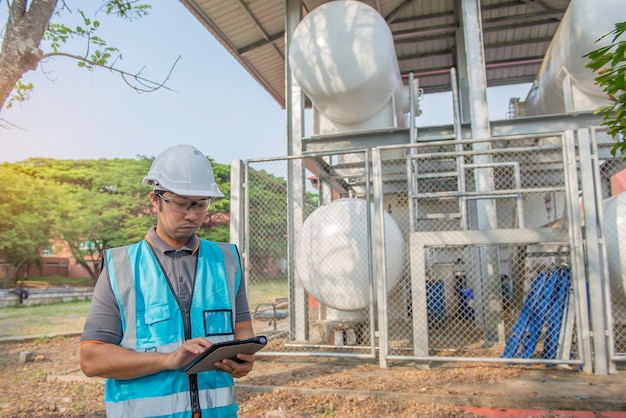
xmin=183 ymin=307 xmax=201 ymax=416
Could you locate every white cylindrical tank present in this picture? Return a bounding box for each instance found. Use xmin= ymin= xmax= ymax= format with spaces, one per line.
xmin=604 ymin=192 xmax=626 ymax=309
xmin=288 ymin=0 xmax=408 ymax=127
xmin=523 ymin=0 xmax=626 ymax=116
xmin=295 ymin=198 xmax=405 ymax=311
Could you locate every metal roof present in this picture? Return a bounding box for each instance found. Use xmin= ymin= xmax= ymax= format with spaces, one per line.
xmin=180 ymin=0 xmax=571 ymax=108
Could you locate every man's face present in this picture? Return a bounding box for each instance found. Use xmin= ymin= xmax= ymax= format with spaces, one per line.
xmin=150 ymin=191 xmax=211 ymax=247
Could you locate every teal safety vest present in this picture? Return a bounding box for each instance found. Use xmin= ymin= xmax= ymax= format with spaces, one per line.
xmin=103 ymin=239 xmax=242 ymax=418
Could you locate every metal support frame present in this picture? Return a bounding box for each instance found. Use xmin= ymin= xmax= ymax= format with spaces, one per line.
xmin=562 ymin=130 xmax=593 ymax=373
xmin=578 ymin=129 xmax=610 ymax=375
xmin=230 ymin=159 xmax=246 ymax=289
xmin=462 ymin=161 xmax=525 ymax=228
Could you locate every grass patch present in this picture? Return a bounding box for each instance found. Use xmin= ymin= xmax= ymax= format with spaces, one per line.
xmin=0 ymin=278 xmax=287 ymax=338
xmin=0 ymin=299 xmax=92 ymax=338
xmin=247 ymin=278 xmax=289 ymax=310
xmin=16 ymin=276 xmax=93 ymax=287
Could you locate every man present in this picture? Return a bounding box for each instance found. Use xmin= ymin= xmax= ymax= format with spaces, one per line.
xmin=80 ymin=144 xmax=255 ymax=418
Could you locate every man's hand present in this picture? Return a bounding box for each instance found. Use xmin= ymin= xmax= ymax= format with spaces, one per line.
xmin=165 ymin=337 xmax=213 ymax=370
xmin=213 ymin=353 xmax=256 ymax=378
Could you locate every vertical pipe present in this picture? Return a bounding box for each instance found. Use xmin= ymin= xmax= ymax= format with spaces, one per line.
xmin=369 ymin=150 xmax=383 ymax=364
xmin=409 ymin=72 xmax=416 ymax=144
xmin=450 ymin=67 xmax=468 ymax=229
xmin=454 ymin=0 xmax=471 ymax=125
xmin=285 ymin=0 xmax=307 ymax=341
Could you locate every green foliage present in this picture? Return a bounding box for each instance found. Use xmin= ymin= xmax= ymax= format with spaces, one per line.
xmin=198 ymin=224 xmax=230 ymax=243
xmin=585 ymin=21 xmax=626 ymax=158
xmin=0 ymin=164 xmax=61 ymax=287
xmin=10 ymin=157 xmax=157 ymax=280
xmin=0 ymin=156 xmax=247 ymax=284
xmin=5 ymin=81 xmax=33 ymax=109
xmin=245 ymin=168 xmax=318 ymax=275
xmin=1 ymin=155 xmax=309 ymax=285
xmin=104 ymin=2 xmax=151 ymax=19
xmin=248 ymin=169 xmax=289 ymax=262
xmin=26 ymin=276 xmax=92 ymax=286
xmin=46 ymin=9 xmax=122 ymax=70
xmin=197 ymin=157 xmax=231 ymax=242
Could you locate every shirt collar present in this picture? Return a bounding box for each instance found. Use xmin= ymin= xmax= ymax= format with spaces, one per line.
xmin=145 ymin=226 xmax=199 ymax=255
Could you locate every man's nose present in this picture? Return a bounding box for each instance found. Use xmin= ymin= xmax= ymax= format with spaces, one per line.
xmin=184 ymin=207 xmax=200 ymax=219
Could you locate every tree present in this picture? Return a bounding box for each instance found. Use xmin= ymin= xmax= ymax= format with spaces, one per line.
xmin=7 ymin=156 xmax=233 ymax=282
xmin=0 ymin=164 xmax=60 ymax=287
xmin=585 ymin=21 xmax=626 ymax=159
xmin=245 ymin=168 xmax=317 ymax=280
xmin=0 ymin=1 xmax=173 ymax=111
xmin=197 ymin=160 xmax=231 ymax=242
xmin=14 ymin=157 xmax=155 ymax=281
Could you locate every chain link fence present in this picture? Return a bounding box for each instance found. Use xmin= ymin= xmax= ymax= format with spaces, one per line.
xmin=240 ymin=128 xmax=624 ymax=370
xmin=379 ymin=134 xmax=579 ymax=365
xmin=244 ymin=151 xmax=377 ymax=358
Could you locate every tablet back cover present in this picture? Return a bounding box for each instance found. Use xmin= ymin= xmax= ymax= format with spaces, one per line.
xmin=183 ymin=336 xmax=267 ymax=374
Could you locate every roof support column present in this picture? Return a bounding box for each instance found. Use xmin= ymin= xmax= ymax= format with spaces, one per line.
xmin=285 ymin=0 xmax=308 ymax=342
xmin=460 ymin=0 xmax=504 ymax=346
xmin=460 ymin=0 xmax=490 ymax=139
xmin=453 ymin=0 xmax=470 ymax=125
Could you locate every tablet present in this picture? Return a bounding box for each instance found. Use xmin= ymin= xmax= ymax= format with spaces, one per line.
xmin=182 ymin=336 xmax=267 ymax=375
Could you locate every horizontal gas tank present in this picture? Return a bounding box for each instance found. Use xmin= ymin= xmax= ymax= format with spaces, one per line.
xmin=294 ymin=198 xmax=405 ymax=311
xmin=523 ymin=0 xmax=626 ymax=116
xmin=288 ymin=0 xmax=408 ymax=126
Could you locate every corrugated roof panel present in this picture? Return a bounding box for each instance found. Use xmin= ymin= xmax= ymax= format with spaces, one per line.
xmin=244 ymin=1 xmax=285 ymax=39
xmin=402 ymin=0 xmax=455 ymax=18
xmin=247 ymin=44 xmax=283 ymax=75
xmin=241 ymin=45 xmax=285 ymax=102
xmin=199 ymin=2 xmax=254 ymax=45
xmin=219 ymin=16 xmax=264 ymax=47
xmin=487 ymin=64 xmax=540 ymax=86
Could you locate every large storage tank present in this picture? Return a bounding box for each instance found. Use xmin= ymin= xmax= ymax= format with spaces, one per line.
xmin=295 ymin=198 xmax=405 ymax=312
xmin=288 ymin=0 xmax=410 ymax=133
xmin=522 ymin=0 xmax=626 ymax=115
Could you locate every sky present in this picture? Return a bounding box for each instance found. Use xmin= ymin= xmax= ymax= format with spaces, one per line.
xmin=0 ymin=2 xmax=532 ymax=166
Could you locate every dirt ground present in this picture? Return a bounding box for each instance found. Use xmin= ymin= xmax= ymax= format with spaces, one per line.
xmin=1 ymin=335 xmax=625 ymax=418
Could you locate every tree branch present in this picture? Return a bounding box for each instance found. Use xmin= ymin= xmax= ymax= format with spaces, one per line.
xmin=9 ymin=0 xmax=27 ymax=19
xmin=39 ymin=51 xmax=180 ymax=93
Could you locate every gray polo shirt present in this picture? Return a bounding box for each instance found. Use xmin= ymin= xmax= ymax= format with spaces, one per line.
xmin=81 ymin=227 xmax=251 ymax=344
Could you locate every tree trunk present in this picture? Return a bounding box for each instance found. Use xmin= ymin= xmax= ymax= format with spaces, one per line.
xmin=0 ymin=0 xmax=58 ymax=110
xmin=2 ymin=264 xmax=11 ymax=289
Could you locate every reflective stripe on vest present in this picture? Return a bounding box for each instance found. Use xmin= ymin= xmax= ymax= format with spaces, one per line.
xmin=104 ymin=386 xmax=237 ymax=418
xmin=104 ymin=240 xmax=241 ymax=418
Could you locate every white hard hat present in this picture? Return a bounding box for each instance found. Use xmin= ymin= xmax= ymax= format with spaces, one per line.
xmin=142 ymin=144 xmax=224 ymax=197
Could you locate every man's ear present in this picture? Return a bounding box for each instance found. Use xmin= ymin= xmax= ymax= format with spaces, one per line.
xmin=149 ymin=192 xmax=160 ymax=210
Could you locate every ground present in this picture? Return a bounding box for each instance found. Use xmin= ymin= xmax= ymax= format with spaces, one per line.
xmin=1 ymin=335 xmax=624 ymax=417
